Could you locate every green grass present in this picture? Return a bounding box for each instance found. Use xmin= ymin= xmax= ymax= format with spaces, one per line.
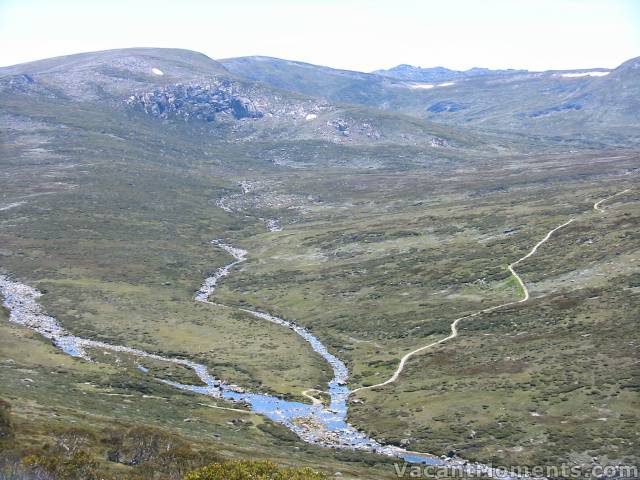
xmin=203 ymin=155 xmax=639 ymax=467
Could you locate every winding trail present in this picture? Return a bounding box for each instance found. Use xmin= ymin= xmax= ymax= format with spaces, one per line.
xmin=593 ymin=188 xmax=631 ymax=212
xmin=354 ymin=187 xmax=632 ymax=393
xmin=0 ymin=201 xmax=26 ymax=212
xmin=352 ymin=213 xmax=596 ymax=393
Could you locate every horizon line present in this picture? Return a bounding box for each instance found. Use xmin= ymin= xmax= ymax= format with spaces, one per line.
xmin=0 ymin=46 xmax=635 ymax=72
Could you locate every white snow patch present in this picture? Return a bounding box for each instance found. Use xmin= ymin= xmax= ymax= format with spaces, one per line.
xmin=409 ymin=83 xmax=434 ymax=89
xmin=437 ymin=82 xmax=455 ymax=87
xmin=561 ymin=71 xmax=609 ymax=78
xmin=151 ymin=68 xmax=164 ymax=76
xmin=305 ymin=113 xmax=318 ymax=121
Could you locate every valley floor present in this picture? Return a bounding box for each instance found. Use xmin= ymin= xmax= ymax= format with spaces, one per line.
xmin=1 ymin=128 xmax=638 ymax=477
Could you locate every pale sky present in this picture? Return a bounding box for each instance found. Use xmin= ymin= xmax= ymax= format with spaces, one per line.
xmin=1 ymin=0 xmax=639 ymax=71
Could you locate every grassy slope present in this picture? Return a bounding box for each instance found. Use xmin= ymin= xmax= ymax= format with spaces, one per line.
xmin=209 ymin=152 xmax=639 ymax=468
xmin=350 ymin=189 xmax=639 ymax=467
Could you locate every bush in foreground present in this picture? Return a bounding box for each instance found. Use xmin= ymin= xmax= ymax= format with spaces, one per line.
xmin=183 ymin=460 xmax=327 ymax=480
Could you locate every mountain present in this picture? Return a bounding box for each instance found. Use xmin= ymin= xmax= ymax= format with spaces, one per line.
xmin=218 ymin=55 xmax=414 ymax=112
xmin=372 ymin=64 xmax=528 ymax=82
xmin=0 ymin=48 xmax=503 ymax=152
xmin=221 ymin=55 xmax=639 ymax=146
xmin=411 ymin=58 xmax=639 ymax=141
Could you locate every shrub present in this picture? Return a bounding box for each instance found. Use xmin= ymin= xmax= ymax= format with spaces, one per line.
xmin=54 ymin=428 xmax=98 ymax=456
xmin=23 ymin=450 xmax=98 ymax=480
xmin=183 ymin=460 xmax=327 ymax=480
xmin=106 ymin=426 xmax=185 ymax=466
xmin=135 ymin=446 xmax=222 ymax=480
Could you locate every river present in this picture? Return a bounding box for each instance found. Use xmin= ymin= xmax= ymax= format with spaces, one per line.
xmin=1 ymin=239 xmax=518 ymax=475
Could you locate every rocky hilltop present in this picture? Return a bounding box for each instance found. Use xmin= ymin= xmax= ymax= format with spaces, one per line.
xmin=1 ymin=48 xmax=488 ymax=149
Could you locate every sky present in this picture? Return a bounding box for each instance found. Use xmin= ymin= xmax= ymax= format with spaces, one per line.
xmin=1 ymin=0 xmax=639 ymax=71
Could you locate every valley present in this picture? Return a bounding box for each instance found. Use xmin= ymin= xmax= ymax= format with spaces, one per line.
xmin=0 ymin=48 xmax=638 ymax=479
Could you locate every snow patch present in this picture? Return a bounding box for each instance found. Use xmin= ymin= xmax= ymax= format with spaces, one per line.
xmin=151 ymin=68 xmax=164 ymax=76
xmin=305 ymin=113 xmax=318 ymax=121
xmin=561 ymin=71 xmax=609 ymax=78
xmin=409 ymin=83 xmax=434 ymax=89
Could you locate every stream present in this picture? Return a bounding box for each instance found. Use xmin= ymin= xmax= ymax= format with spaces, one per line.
xmin=0 ymin=242 xmax=439 ymax=465
xmin=192 ymin=241 xmax=434 ymax=461
xmin=1 ymin=238 xmax=521 ymax=475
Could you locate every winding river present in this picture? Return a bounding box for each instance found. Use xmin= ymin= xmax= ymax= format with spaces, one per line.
xmin=0 ymin=240 xmax=445 ymax=466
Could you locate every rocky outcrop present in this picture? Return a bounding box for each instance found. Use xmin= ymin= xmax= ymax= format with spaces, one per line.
xmin=126 ymin=81 xmax=263 ymax=122
xmin=327 ymin=118 xmax=381 ymax=140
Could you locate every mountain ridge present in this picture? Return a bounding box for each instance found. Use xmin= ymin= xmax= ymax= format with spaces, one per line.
xmin=1 ymin=47 xmax=521 ymax=172
xmin=372 ymin=64 xmax=529 ymax=82
xmin=219 ymin=53 xmax=640 ymax=144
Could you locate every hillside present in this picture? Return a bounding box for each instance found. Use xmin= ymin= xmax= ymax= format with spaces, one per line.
xmin=0 ymin=48 xmax=502 ymax=152
xmin=221 ymin=55 xmax=640 ymax=145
